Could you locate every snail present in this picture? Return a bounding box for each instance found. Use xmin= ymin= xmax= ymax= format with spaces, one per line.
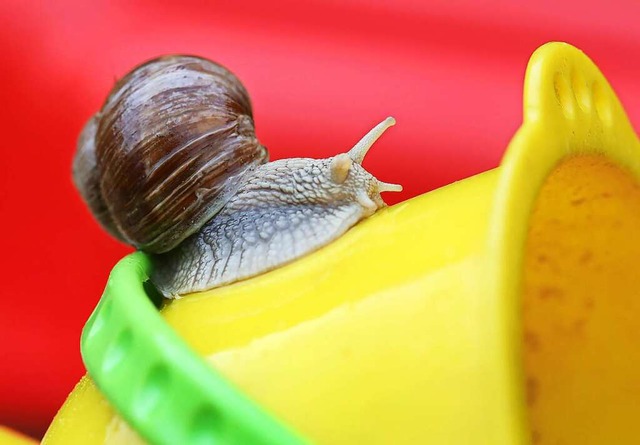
xmin=73 ymin=55 xmax=402 ymax=297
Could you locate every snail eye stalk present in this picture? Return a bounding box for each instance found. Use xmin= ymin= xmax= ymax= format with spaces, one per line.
xmin=377 ymin=180 xmax=403 ymax=193
xmin=348 ymin=116 xmax=396 ymax=164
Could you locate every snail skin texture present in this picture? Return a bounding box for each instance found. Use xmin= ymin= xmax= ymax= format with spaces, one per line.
xmin=73 ymin=55 xmax=401 ymax=297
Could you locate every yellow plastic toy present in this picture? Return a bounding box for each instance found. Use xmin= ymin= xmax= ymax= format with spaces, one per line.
xmin=43 ymin=42 xmax=640 ymax=444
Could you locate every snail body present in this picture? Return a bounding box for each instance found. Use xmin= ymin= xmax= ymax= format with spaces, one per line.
xmin=73 ymin=55 xmax=401 ymax=297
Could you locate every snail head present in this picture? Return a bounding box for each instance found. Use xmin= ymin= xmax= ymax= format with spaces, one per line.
xmin=324 ymin=117 xmax=402 ymax=216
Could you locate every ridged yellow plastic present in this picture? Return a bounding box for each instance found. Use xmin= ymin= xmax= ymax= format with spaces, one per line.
xmin=43 ymin=42 xmax=640 ymax=445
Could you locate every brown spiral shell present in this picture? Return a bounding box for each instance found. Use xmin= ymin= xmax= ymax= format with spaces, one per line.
xmin=73 ymin=55 xmax=268 ymax=253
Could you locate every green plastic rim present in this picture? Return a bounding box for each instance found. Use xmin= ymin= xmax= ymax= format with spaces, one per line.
xmin=81 ymin=252 xmax=305 ymax=445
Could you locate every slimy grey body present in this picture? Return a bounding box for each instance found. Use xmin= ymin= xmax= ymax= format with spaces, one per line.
xmin=151 ymin=156 xmax=386 ymax=297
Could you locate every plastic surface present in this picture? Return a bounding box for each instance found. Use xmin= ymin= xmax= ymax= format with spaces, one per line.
xmin=43 ymin=42 xmax=640 ymax=444
xmin=522 ymin=155 xmax=640 ymax=443
xmin=78 ymin=254 xmax=303 ymax=445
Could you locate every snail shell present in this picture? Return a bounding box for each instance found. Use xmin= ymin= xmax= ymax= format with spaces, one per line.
xmin=73 ymin=55 xmax=267 ymax=253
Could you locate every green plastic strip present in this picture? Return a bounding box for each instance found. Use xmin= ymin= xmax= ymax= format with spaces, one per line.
xmin=81 ymin=253 xmax=305 ymax=445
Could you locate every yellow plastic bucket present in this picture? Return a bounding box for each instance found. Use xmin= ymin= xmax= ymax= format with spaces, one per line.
xmin=43 ymin=42 xmax=640 ymax=445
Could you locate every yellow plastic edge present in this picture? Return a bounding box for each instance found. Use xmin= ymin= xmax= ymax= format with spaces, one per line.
xmin=485 ymin=41 xmax=640 ymax=444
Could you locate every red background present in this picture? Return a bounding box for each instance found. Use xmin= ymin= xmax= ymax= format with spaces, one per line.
xmin=1 ymin=0 xmax=639 ymax=439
